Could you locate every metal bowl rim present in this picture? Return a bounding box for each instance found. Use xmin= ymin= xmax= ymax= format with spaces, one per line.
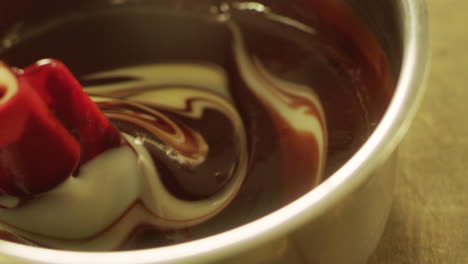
xmin=0 ymin=0 xmax=430 ymax=263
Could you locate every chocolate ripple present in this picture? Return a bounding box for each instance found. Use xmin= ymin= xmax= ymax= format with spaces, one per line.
xmin=0 ymin=6 xmax=329 ymax=251
xmin=94 ymin=94 xmax=243 ymax=200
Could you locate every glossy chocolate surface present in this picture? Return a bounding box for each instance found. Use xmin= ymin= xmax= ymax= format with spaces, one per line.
xmin=0 ymin=0 xmax=391 ymax=250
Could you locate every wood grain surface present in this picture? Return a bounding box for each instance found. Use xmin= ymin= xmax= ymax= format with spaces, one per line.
xmin=368 ymin=1 xmax=468 ymax=263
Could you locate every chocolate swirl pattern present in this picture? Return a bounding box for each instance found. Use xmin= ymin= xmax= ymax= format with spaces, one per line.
xmin=0 ymin=10 xmax=327 ymax=251
xmin=229 ymin=23 xmax=326 ymax=201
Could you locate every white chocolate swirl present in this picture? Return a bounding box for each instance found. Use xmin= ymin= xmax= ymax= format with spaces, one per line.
xmin=0 ymin=19 xmax=326 ymax=251
xmin=229 ymin=23 xmax=326 ymax=185
xmin=0 ymin=63 xmax=249 ymax=250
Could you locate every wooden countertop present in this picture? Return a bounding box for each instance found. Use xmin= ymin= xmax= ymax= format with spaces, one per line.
xmin=369 ymin=1 xmax=468 ymax=263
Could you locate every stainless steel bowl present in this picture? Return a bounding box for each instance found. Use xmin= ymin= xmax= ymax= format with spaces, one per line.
xmin=0 ymin=0 xmax=429 ymax=263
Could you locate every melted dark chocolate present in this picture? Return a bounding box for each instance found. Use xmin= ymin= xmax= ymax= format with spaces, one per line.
xmin=0 ymin=0 xmax=392 ymax=250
